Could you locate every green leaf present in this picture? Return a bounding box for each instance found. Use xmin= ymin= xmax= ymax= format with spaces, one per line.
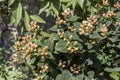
xmin=76 ymin=73 xmax=84 ymax=80
xmin=78 ymin=0 xmax=86 ymax=9
xmin=40 ymin=31 xmax=51 ymax=37
xmin=8 ymin=0 xmax=15 ymax=6
xmin=51 ymin=2 xmax=59 ymax=17
xmin=106 ymin=21 xmax=112 ymax=27
xmin=60 ymin=0 xmax=70 ymax=3
xmin=6 ymin=77 xmax=13 ymax=80
xmin=108 ymin=36 xmax=118 ymax=42
xmin=52 ymin=34 xmax=59 ymax=41
xmin=49 ymin=25 xmax=58 ymax=31
xmin=44 ymin=39 xmax=53 ymax=52
xmin=68 ymin=77 xmax=79 ymax=80
xmin=0 ymin=0 xmax=4 ymax=2
xmin=86 ymin=59 xmax=93 ymax=65
xmin=64 ymin=31 xmax=71 ymax=38
xmin=66 ymin=1 xmax=72 ymax=7
xmin=40 ymin=73 xmax=47 ymax=79
xmin=87 ymin=71 xmax=94 ymax=80
xmin=24 ymin=10 xmax=30 ymax=28
xmin=86 ymin=43 xmax=93 ymax=49
xmin=8 ymin=71 xmax=18 ymax=77
xmin=0 ymin=77 xmax=5 ymax=80
xmin=109 ymin=72 xmax=119 ymax=80
xmin=20 ymin=26 xmax=24 ymax=34
xmin=104 ymin=67 xmax=120 ymax=72
xmin=78 ymin=43 xmax=83 ymax=50
xmin=46 ymin=11 xmax=52 ymax=17
xmin=14 ymin=2 xmax=22 ymax=26
xmin=66 ymin=16 xmax=79 ymax=22
xmin=72 ymin=32 xmax=82 ymax=42
xmin=39 ymin=2 xmax=50 ymax=15
xmin=116 ymin=42 xmax=120 ymax=48
xmin=61 ymin=70 xmax=72 ymax=80
xmin=10 ymin=13 xmax=15 ymax=26
xmin=73 ymin=22 xmax=80 ymax=30
xmin=27 ymin=57 xmax=36 ymax=65
xmin=52 ymin=5 xmax=59 ymax=17
xmin=55 ymin=40 xmax=67 ymax=53
xmin=35 ymin=40 xmax=44 ymax=46
xmin=0 ymin=48 xmax=2 ymax=51
xmin=62 ymin=4 xmax=67 ymax=10
xmin=30 ymin=15 xmax=46 ymax=23
xmin=47 ymin=52 xmax=54 ymax=59
xmin=5 ymin=50 xmax=11 ymax=54
xmin=55 ymin=74 xmax=62 ymax=80
xmin=71 ymin=0 xmax=78 ymax=9
xmin=90 ymin=31 xmax=102 ymax=39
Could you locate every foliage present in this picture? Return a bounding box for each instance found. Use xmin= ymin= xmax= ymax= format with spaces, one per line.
xmin=1 ymin=0 xmax=120 ymax=80
xmin=0 ymin=47 xmax=28 ymax=79
xmin=0 ymin=63 xmax=27 ymax=80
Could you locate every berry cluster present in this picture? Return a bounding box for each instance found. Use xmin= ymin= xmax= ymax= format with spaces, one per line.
xmin=70 ymin=64 xmax=81 ymax=74
xmin=58 ymin=59 xmax=67 ymax=68
xmin=79 ymin=16 xmax=98 ymax=35
xmin=114 ymin=2 xmax=120 ymax=9
xmin=38 ymin=46 xmax=49 ymax=59
xmin=57 ymin=27 xmax=80 ymax=54
xmin=116 ymin=22 xmax=120 ymax=26
xmin=28 ymin=21 xmax=40 ymax=32
xmin=14 ymin=41 xmax=22 ymax=51
xmin=103 ymin=0 xmax=109 ymax=6
xmin=22 ymin=35 xmax=32 ymax=42
xmin=66 ymin=41 xmax=79 ymax=54
xmin=102 ymin=11 xmax=116 ymax=18
xmin=61 ymin=8 xmax=72 ymax=19
xmin=33 ymin=74 xmax=40 ymax=80
xmin=100 ymin=24 xmax=108 ymax=36
xmin=56 ymin=17 xmax=66 ymax=25
xmin=57 ymin=30 xmax=80 ymax=54
xmin=11 ymin=53 xmax=18 ymax=63
xmin=57 ymin=29 xmax=64 ymax=38
xmin=91 ymin=38 xmax=100 ymax=45
xmin=56 ymin=8 xmax=72 ymax=25
xmin=21 ymin=42 xmax=37 ymax=59
xmin=14 ymin=38 xmax=38 ymax=60
xmin=68 ymin=26 xmax=76 ymax=32
xmin=33 ymin=64 xmax=49 ymax=80
xmin=39 ymin=64 xmax=49 ymax=73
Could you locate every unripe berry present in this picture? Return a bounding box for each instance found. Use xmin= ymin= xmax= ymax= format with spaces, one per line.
xmin=69 ymin=35 xmax=73 ymax=39
xmin=43 ymin=46 xmax=48 ymax=51
xmin=74 ymin=47 xmax=79 ymax=51
xmin=74 ymin=41 xmax=78 ymax=45
xmin=67 ymin=41 xmax=70 ymax=45
xmin=45 ymin=52 xmax=48 ymax=55
xmin=67 ymin=46 xmax=72 ymax=51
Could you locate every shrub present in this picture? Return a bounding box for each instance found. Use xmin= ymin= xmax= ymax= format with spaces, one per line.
xmin=1 ymin=0 xmax=120 ymax=80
